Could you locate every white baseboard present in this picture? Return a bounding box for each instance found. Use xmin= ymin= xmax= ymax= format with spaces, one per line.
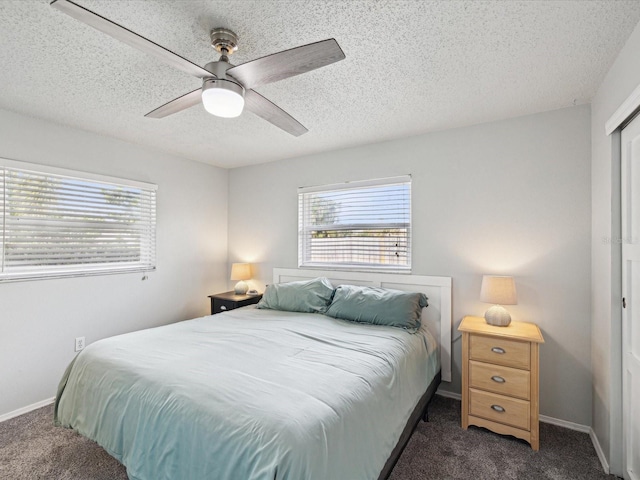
xmin=0 ymin=397 xmax=55 ymax=424
xmin=539 ymin=414 xmax=590 ymax=433
xmin=589 ymin=428 xmax=610 ymax=474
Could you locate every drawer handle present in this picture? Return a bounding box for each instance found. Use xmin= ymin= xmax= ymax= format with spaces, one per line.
xmin=491 ymin=347 xmax=506 ymax=354
xmin=220 ymin=305 xmax=227 ymax=311
xmin=491 ymin=375 xmax=506 ymax=383
xmin=491 ymin=405 xmax=505 ymax=413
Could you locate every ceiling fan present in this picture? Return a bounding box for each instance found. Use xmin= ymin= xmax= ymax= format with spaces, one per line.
xmin=50 ymin=0 xmax=346 ymax=136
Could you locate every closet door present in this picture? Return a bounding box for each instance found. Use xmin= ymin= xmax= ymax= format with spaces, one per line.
xmin=621 ymin=114 xmax=640 ymax=480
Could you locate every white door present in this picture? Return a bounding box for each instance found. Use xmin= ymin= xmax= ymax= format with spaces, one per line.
xmin=621 ymin=114 xmax=640 ymax=480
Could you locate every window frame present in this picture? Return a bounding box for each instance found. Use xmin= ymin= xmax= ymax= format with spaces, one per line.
xmin=298 ymin=175 xmax=412 ymax=273
xmin=0 ymin=158 xmax=157 ymax=282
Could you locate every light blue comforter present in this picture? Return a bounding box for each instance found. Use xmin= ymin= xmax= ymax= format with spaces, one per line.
xmin=55 ymin=306 xmax=439 ymax=480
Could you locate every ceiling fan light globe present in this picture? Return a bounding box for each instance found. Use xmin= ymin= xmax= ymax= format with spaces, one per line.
xmin=201 ymin=79 xmax=245 ymax=118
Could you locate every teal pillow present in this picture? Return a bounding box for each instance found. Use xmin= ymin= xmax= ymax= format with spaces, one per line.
xmin=325 ymin=285 xmax=428 ymax=332
xmin=256 ymin=277 xmax=334 ymax=314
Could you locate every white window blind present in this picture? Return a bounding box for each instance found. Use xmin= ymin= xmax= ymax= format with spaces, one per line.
xmin=0 ymin=160 xmax=156 ymax=282
xmin=298 ymin=175 xmax=411 ymax=270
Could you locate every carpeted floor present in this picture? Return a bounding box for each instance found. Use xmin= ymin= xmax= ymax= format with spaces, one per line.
xmin=389 ymin=397 xmax=613 ymax=480
xmin=0 ymin=395 xmax=612 ymax=479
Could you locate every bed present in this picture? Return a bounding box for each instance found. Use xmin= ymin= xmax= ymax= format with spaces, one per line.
xmin=54 ymin=268 xmax=452 ymax=480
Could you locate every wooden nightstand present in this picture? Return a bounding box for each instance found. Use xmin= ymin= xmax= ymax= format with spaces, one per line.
xmin=208 ymin=291 xmax=263 ymax=315
xmin=459 ymin=315 xmax=544 ymax=450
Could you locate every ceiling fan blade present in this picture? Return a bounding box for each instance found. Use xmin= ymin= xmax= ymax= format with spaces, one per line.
xmin=50 ymin=0 xmax=213 ymax=79
xmin=226 ymin=39 xmax=345 ymax=90
xmin=244 ymin=90 xmax=308 ymax=137
xmin=145 ymin=88 xmax=203 ymax=118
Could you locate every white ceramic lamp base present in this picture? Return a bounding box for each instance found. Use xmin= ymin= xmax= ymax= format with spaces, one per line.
xmin=484 ymin=304 xmax=512 ymax=327
xmin=234 ymin=280 xmax=248 ymax=295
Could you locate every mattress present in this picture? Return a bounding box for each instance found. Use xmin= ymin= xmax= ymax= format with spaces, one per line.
xmin=55 ymin=306 xmax=440 ymax=480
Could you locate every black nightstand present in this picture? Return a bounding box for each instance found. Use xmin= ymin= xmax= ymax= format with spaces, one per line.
xmin=208 ymin=291 xmax=263 ymax=315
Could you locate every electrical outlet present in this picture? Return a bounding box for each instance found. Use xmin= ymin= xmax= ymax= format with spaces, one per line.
xmin=75 ymin=336 xmax=85 ymax=352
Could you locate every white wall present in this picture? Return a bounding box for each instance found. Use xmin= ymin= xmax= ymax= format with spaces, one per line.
xmin=228 ymin=105 xmax=592 ymax=424
xmin=591 ymin=20 xmax=640 ymax=474
xmin=0 ymin=108 xmax=229 ymax=418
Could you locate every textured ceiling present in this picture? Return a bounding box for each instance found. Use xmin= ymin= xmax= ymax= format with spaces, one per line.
xmin=0 ymin=1 xmax=639 ymax=168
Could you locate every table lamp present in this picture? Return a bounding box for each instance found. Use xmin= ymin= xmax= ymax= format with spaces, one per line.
xmin=480 ymin=275 xmax=517 ymax=326
xmin=230 ymin=263 xmax=251 ymax=294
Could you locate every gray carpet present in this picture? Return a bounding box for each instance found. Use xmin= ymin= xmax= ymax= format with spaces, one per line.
xmin=0 ymin=396 xmax=612 ymax=479
xmin=389 ymin=396 xmax=613 ymax=480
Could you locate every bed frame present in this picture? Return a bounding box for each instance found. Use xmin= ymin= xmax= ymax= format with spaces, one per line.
xmin=272 ymin=268 xmax=453 ymax=479
xmin=378 ymin=371 xmax=442 ymax=480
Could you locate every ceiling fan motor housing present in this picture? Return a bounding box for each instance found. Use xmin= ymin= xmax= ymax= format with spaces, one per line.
xmin=202 ymin=77 xmax=244 ymax=98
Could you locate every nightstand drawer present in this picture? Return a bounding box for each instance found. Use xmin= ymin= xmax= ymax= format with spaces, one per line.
xmin=213 ymin=298 xmax=237 ymax=314
xmin=470 ymin=335 xmax=530 ymax=370
xmin=469 ymin=388 xmax=530 ymax=430
xmin=209 ymin=292 xmax=263 ymax=315
xmin=469 ymin=360 xmax=530 ymax=400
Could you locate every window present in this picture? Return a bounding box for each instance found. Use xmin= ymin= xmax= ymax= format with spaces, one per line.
xmin=0 ymin=159 xmax=156 ymax=282
xmin=298 ymin=175 xmax=411 ymax=271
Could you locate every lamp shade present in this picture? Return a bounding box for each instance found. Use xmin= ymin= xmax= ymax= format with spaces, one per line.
xmin=230 ymin=263 xmax=251 ymax=281
xmin=480 ymin=275 xmax=517 ymax=305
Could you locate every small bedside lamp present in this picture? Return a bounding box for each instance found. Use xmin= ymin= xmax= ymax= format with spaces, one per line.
xmin=230 ymin=263 xmax=251 ymax=295
xmin=480 ymin=275 xmax=517 ymax=327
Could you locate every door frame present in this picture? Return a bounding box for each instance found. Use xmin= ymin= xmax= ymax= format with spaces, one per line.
xmin=619 ymin=116 xmax=640 ymax=480
xmin=608 ymin=86 xmax=640 ymax=477
xmin=612 ymin=128 xmax=624 ymax=477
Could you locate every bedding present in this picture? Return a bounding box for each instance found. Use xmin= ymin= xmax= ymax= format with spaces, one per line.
xmin=256 ymin=276 xmax=334 ymax=313
xmin=325 ymin=285 xmax=428 ymax=332
xmin=55 ymin=306 xmax=439 ymax=480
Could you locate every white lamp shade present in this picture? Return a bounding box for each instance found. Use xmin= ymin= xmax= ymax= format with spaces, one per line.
xmin=202 ymin=87 xmax=244 ymax=118
xmin=480 ymin=275 xmax=517 ymax=305
xmin=230 ymin=263 xmax=251 ymax=281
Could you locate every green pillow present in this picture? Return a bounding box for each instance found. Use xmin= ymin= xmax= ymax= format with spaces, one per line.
xmin=256 ymin=277 xmax=334 ymax=314
xmin=325 ymin=285 xmax=428 ymax=332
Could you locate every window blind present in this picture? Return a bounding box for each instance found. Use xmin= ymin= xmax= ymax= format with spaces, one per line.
xmin=298 ymin=175 xmax=411 ymax=270
xmin=0 ymin=161 xmax=156 ymax=281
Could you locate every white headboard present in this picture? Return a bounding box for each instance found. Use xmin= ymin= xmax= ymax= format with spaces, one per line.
xmin=273 ymin=268 xmax=452 ymax=382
